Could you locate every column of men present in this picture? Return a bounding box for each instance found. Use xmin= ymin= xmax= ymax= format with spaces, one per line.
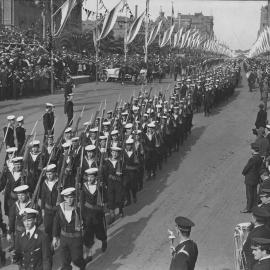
xmin=0 ymin=61 xmax=240 ymax=269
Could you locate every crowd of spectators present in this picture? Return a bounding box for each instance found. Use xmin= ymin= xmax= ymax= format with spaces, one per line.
xmin=0 ymin=27 xmax=225 ymax=101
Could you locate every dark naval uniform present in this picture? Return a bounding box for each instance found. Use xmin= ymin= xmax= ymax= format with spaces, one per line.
xmin=43 ymin=110 xmax=54 ymax=136
xmin=3 ymin=125 xmax=15 ymax=148
xmin=16 ymin=125 xmax=26 ymax=153
xmin=14 ymin=227 xmax=52 ymax=270
xmin=253 ymin=257 xmax=270 ymax=270
xmin=169 ymin=239 xmax=198 ymax=270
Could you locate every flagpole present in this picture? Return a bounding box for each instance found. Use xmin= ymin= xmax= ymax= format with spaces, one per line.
xmin=124 ymin=0 xmax=128 ymax=64
xmin=144 ymin=0 xmax=149 ymax=64
xmin=50 ymin=0 xmax=54 ymax=94
xmin=95 ymin=0 xmax=99 ymax=85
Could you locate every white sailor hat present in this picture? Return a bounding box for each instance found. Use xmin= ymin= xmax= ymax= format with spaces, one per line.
xmin=16 ymin=116 xmax=24 ymax=122
xmin=14 ymin=185 xmax=29 ymax=193
xmin=6 ymin=147 xmax=18 ymax=153
xmin=102 ymin=121 xmax=110 ymax=126
xmin=61 ymin=187 xmax=76 ymax=196
xmin=133 ymin=106 xmax=139 ymax=111
xmin=162 ymin=116 xmax=168 ymax=119
xmin=7 ymin=115 xmax=15 ymax=121
xmin=67 ymin=93 xmax=74 ymax=97
xmin=125 ymin=138 xmax=134 ymax=144
xmin=45 ymin=164 xmax=56 ymax=172
xmin=85 ymin=145 xmax=96 ymax=151
xmin=62 ymin=141 xmax=71 ymax=148
xmin=71 ymin=137 xmax=79 ymax=142
xmin=143 ymin=113 xmax=148 ymax=117
xmin=121 ymin=112 xmax=128 ymax=116
xmin=30 ymin=140 xmax=40 ymax=146
xmin=65 ymin=127 xmax=72 ymax=133
xmin=85 ymin=168 xmax=98 ymax=175
xmin=90 ymin=127 xmax=98 ymax=132
xmin=83 ymin=121 xmax=90 ymax=126
xmin=111 ymin=146 xmax=122 ymax=151
xmin=45 ymin=103 xmax=54 ymax=107
xmin=147 ymin=122 xmax=156 ymax=128
xmin=99 ymin=135 xmax=107 ymax=140
xmin=12 ymin=156 xmax=23 ymax=163
xmin=133 ymin=129 xmax=142 ymax=135
xmin=266 ymin=124 xmax=270 ymax=130
xmin=20 ymin=208 xmax=39 ymax=219
xmin=156 ymin=104 xmax=162 ymax=108
xmin=111 ymin=130 xmax=119 ymax=135
xmin=125 ymin=123 xmax=133 ymax=129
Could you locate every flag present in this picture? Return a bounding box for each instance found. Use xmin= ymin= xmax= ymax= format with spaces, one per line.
xmin=171 ymin=2 xmax=174 ymax=25
xmin=147 ymin=20 xmax=162 ymax=46
xmin=98 ymin=1 xmax=122 ymax=41
xmin=53 ymin=0 xmax=77 ymax=38
xmin=126 ymin=11 xmax=145 ymax=44
xmin=159 ymin=25 xmax=175 ymax=48
xmin=173 ymin=27 xmax=183 ymax=48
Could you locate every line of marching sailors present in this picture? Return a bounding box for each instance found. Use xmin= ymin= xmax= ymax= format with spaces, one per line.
xmin=0 ymin=62 xmax=241 ymax=270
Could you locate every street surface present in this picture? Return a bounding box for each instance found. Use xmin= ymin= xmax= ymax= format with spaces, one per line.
xmin=0 ymin=71 xmax=261 ymax=270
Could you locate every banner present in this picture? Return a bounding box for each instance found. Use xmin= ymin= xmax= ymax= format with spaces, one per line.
xmin=126 ymin=11 xmax=145 ymax=44
xmin=53 ymin=0 xmax=77 ymax=38
xmin=98 ymin=1 xmax=122 ymax=41
xmin=159 ymin=25 xmax=175 ymax=48
xmin=147 ymin=20 xmax=162 ymax=46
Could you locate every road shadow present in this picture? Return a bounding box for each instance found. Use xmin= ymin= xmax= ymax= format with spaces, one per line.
xmin=84 ymin=126 xmax=206 ymax=270
xmin=87 ymin=210 xmax=158 ymax=270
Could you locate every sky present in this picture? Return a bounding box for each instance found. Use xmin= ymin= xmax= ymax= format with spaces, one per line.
xmin=83 ymin=0 xmax=267 ymax=51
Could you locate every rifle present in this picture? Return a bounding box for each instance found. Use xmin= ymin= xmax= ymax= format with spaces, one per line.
xmin=56 ymin=148 xmax=69 ymax=205
xmin=19 ymin=120 xmax=38 ymax=156
xmin=74 ymin=144 xmax=84 ymax=232
xmin=30 ymin=146 xmax=55 ymax=208
xmin=0 ymin=123 xmax=10 ymax=154
xmin=74 ymin=106 xmax=85 ymax=136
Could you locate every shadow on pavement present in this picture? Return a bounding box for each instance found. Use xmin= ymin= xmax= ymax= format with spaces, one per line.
xmin=86 ymin=126 xmax=206 ymax=270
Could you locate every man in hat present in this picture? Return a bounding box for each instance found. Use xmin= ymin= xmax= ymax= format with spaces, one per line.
xmin=102 ymin=146 xmax=124 ymax=221
xmin=81 ymin=168 xmax=107 ymax=261
xmin=82 ymin=145 xmax=98 ymax=174
xmin=41 ymin=164 xmax=59 ymax=242
xmin=251 ymin=237 xmax=270 ymax=269
xmin=43 ymin=103 xmax=55 ymax=138
xmin=4 ymin=115 xmax=16 ymax=148
xmin=242 ymin=143 xmax=263 ymax=213
xmin=122 ymin=138 xmax=139 ymax=205
xmin=52 ymin=187 xmax=85 ymax=270
xmin=64 ymin=76 xmax=74 ymax=114
xmin=255 ymin=104 xmax=267 ymax=130
xmin=43 ymin=135 xmax=60 ymax=166
xmin=16 ymin=116 xmax=26 ymax=153
xmin=8 ymin=185 xmax=32 ymax=249
xmin=169 ymin=216 xmax=198 ymax=270
xmin=13 ymin=208 xmax=52 ymax=270
xmin=242 ymin=206 xmax=270 ymax=270
xmin=65 ymin=93 xmax=74 ymax=127
xmin=0 ymin=156 xmax=32 ymax=216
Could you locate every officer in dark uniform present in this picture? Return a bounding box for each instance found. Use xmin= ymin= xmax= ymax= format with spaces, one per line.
xmin=13 ymin=208 xmax=52 ymax=270
xmin=242 ymin=206 xmax=270 ymax=270
xmin=52 ymin=187 xmax=85 ymax=270
xmin=169 ymin=216 xmax=198 ymax=270
xmin=65 ymin=93 xmax=74 ymax=127
xmin=3 ymin=115 xmax=16 ymax=148
xmin=64 ymin=76 xmax=74 ymax=114
xmin=43 ymin=103 xmax=55 ymax=137
xmin=16 ymin=116 xmax=26 ymax=153
xmin=251 ymin=237 xmax=270 ymax=270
